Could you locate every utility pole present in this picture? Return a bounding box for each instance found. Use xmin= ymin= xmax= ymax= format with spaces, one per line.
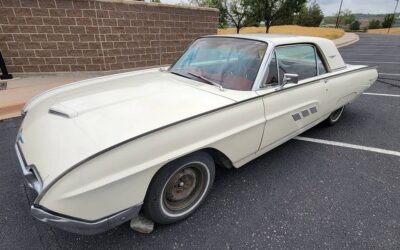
xmin=335 ymin=0 xmax=344 ymax=28
xmin=388 ymin=0 xmax=399 ymax=34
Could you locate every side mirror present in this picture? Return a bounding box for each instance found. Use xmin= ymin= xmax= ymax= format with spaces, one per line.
xmin=282 ymin=73 xmax=299 ymax=86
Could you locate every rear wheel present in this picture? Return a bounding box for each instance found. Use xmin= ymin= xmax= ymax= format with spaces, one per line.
xmin=325 ymin=106 xmax=345 ymax=126
xmin=143 ymin=151 xmax=215 ymax=224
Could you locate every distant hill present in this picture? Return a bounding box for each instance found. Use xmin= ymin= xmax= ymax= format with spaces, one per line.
xmin=353 ymin=13 xmax=386 ymax=20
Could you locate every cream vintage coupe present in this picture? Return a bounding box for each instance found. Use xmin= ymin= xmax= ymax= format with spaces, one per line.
xmin=15 ymin=34 xmax=378 ymax=234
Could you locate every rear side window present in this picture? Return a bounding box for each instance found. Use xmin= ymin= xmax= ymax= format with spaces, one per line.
xmin=275 ymin=45 xmax=317 ymax=81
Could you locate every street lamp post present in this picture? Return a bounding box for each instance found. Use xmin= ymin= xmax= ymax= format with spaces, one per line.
xmin=388 ymin=0 xmax=399 ymax=34
xmin=335 ymin=0 xmax=344 ymax=28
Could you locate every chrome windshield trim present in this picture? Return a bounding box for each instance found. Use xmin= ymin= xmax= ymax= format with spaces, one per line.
xmin=31 ymin=203 xmax=142 ymax=235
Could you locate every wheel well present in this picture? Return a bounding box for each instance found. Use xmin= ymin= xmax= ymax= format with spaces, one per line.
xmin=201 ymin=148 xmax=233 ymax=169
xmin=142 ymin=148 xmax=232 ymax=210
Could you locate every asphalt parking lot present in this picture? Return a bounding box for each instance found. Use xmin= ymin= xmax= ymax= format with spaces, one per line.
xmin=1 ymin=33 xmax=399 ymax=249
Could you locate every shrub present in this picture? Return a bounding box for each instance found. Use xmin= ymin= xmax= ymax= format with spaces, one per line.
xmin=369 ymin=19 xmax=381 ymax=29
xmin=382 ymin=14 xmax=395 ymax=28
xmin=350 ymin=20 xmax=360 ymax=31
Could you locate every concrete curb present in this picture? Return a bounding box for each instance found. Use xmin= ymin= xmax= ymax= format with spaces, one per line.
xmin=334 ymin=32 xmax=360 ymax=48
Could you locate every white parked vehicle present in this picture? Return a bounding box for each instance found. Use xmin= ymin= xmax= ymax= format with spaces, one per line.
xmin=16 ymin=34 xmax=377 ymax=234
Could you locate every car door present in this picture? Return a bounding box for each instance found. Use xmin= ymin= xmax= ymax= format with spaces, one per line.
xmin=256 ymin=44 xmax=329 ymax=150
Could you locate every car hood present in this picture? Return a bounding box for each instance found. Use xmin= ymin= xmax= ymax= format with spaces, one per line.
xmin=19 ymin=69 xmax=234 ymax=186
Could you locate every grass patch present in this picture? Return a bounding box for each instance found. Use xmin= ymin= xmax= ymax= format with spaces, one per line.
xmin=218 ymin=25 xmax=345 ymax=40
xmin=368 ymin=27 xmax=400 ymax=35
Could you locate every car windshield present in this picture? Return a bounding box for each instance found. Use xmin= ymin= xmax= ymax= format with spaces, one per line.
xmin=169 ymin=37 xmax=268 ymax=91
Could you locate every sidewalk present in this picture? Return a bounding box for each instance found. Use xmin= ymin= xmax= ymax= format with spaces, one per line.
xmin=334 ymin=32 xmax=359 ymax=48
xmin=0 ymin=75 xmax=91 ymax=120
xmin=0 ymin=33 xmax=359 ymax=121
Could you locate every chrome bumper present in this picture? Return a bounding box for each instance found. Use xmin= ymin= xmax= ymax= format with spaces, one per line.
xmin=31 ymin=204 xmax=142 ymax=235
xmin=16 ymin=138 xmax=142 ymax=235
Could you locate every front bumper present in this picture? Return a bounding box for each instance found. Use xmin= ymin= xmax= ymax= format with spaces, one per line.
xmin=16 ymin=134 xmax=142 ymax=235
xmin=31 ymin=203 xmax=142 ymax=235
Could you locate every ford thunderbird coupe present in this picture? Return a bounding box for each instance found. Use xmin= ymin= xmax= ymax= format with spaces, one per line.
xmin=15 ymin=34 xmax=378 ymax=234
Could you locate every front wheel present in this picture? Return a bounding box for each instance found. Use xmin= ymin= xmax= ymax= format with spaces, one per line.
xmin=325 ymin=106 xmax=345 ymax=126
xmin=143 ymin=151 xmax=215 ymax=224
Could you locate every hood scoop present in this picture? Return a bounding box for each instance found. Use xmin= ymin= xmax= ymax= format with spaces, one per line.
xmin=49 ymin=103 xmax=78 ymax=118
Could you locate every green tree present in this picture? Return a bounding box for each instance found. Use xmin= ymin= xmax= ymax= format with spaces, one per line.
xmin=349 ymin=20 xmax=360 ymax=31
xmin=342 ymin=9 xmax=355 ymax=26
xmin=224 ymin=0 xmax=255 ymax=33
xmin=273 ymin=0 xmax=307 ymax=25
xmin=368 ymin=19 xmax=381 ymax=29
xmin=335 ymin=9 xmax=355 ymax=28
xmin=382 ymin=14 xmax=395 ymax=28
xmin=321 ymin=15 xmax=337 ymax=26
xmin=191 ymin=0 xmax=228 ymax=28
xmin=296 ymin=0 xmax=324 ymax=27
xmin=249 ymin=0 xmax=307 ymax=33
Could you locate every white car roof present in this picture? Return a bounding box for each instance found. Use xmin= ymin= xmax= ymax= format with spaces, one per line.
xmin=208 ymin=33 xmax=326 ymax=45
xmin=205 ymin=34 xmax=346 ymax=71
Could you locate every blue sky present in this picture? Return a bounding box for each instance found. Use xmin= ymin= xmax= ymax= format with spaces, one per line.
xmin=162 ymin=0 xmax=398 ymax=16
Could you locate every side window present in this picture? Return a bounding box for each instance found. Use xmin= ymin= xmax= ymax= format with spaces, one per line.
xmin=316 ymin=53 xmax=327 ymax=74
xmin=275 ymin=45 xmax=317 ymax=81
xmin=264 ymin=51 xmax=279 ymax=86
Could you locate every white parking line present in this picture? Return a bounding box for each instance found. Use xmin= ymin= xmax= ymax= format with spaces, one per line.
xmin=341 ymin=48 xmax=400 ymax=51
xmin=363 ymin=92 xmax=400 ymax=97
xmin=344 ymin=54 xmax=400 ymax=57
xmin=343 ymin=45 xmax=399 ymax=47
xmin=295 ymin=136 xmax=400 ymax=157
xmin=379 ymin=73 xmax=400 ymax=76
xmin=346 ymin=61 xmax=400 ymax=64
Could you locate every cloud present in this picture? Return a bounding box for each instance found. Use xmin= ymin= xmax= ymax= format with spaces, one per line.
xmin=161 ymin=0 xmax=398 ymax=16
xmin=315 ymin=0 xmax=396 ymax=16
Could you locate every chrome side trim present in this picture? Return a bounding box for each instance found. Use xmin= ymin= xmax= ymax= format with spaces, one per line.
xmin=31 ymin=203 xmax=142 ymax=235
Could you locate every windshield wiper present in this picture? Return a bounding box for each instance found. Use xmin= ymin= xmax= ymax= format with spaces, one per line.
xmin=169 ymin=71 xmax=192 ymax=80
xmin=187 ymin=72 xmax=225 ymax=91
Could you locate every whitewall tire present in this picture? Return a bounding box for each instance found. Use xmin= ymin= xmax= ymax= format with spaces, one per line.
xmin=143 ymin=151 xmax=215 ymax=224
xmin=325 ymin=106 xmax=345 ymax=126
